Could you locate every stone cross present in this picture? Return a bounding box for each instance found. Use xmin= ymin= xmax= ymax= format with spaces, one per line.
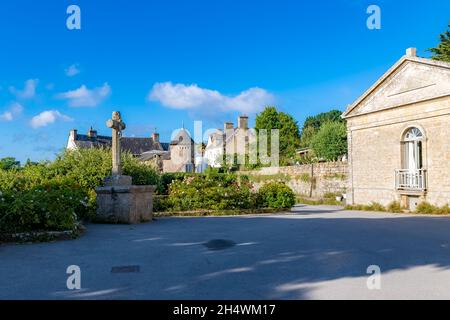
xmin=106 ymin=111 xmax=126 ymax=176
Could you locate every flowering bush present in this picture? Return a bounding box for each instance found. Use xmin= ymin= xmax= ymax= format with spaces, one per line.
xmin=0 ymin=176 xmax=88 ymax=233
xmin=256 ymin=182 xmax=296 ymax=209
xmin=168 ymin=173 xmax=254 ymax=211
xmin=0 ymin=148 xmax=160 ymax=233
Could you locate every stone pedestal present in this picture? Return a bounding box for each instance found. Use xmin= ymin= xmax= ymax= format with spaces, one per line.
xmin=95 ymin=176 xmax=156 ymax=224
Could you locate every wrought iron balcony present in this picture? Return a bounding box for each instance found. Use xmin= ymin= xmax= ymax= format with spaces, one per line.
xmin=395 ymin=169 xmax=427 ymax=191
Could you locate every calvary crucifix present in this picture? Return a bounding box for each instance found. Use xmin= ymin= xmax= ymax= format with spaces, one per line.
xmin=106 ymin=111 xmax=126 ymax=176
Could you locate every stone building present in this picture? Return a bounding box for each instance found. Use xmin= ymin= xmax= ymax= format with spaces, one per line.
xmin=66 ymin=126 xmax=194 ymax=173
xmin=162 ymin=128 xmax=196 ymax=173
xmin=204 ymin=115 xmax=256 ymax=168
xmin=67 ymin=127 xmax=169 ymax=156
xmin=343 ymin=48 xmax=450 ymax=210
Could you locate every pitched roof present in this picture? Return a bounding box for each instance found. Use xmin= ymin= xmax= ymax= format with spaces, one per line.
xmin=170 ymin=128 xmax=194 ymax=145
xmin=342 ymin=53 xmax=450 ymax=119
xmin=73 ymin=134 xmax=169 ymax=155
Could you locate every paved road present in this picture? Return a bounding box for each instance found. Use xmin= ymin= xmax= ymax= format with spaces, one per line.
xmin=2 ymin=205 xmax=450 ymax=300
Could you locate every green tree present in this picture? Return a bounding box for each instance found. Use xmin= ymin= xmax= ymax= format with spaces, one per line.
xmin=0 ymin=157 xmax=20 ymax=170
xmin=302 ymin=109 xmax=343 ymax=131
xmin=299 ymin=125 xmax=317 ymax=149
xmin=310 ymin=121 xmax=347 ymax=161
xmin=255 ymin=106 xmax=301 ymax=165
xmin=429 ymin=24 xmax=450 ymax=62
xmin=300 ymin=109 xmax=343 ymax=148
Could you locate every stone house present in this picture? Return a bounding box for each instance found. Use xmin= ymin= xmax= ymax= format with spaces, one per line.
xmin=204 ymin=115 xmax=256 ymax=168
xmin=343 ymin=48 xmax=450 ymax=210
xmin=162 ymin=128 xmax=196 ymax=173
xmin=66 ymin=127 xmax=194 ymax=173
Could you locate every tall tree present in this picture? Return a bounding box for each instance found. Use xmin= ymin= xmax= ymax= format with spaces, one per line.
xmin=0 ymin=157 xmax=20 ymax=170
xmin=302 ymin=109 xmax=343 ymax=131
xmin=255 ymin=106 xmax=301 ymax=165
xmin=300 ymin=109 xmax=343 ymax=148
xmin=429 ymin=24 xmax=450 ymax=62
xmin=310 ymin=121 xmax=347 ymax=161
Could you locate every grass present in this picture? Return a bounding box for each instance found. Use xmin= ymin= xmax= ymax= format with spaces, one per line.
xmin=345 ymin=201 xmax=450 ymax=215
xmin=245 ymin=173 xmax=315 ymax=184
xmin=415 ymin=202 xmax=450 ymax=215
xmin=297 ymin=197 xmax=343 ymax=206
xmin=345 ymin=202 xmax=386 ymax=212
xmin=246 ymin=173 xmax=291 ymax=184
xmin=154 ymin=208 xmax=289 ymax=217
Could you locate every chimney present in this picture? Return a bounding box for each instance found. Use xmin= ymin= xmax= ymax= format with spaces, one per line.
xmin=152 ymin=132 xmax=160 ymax=143
xmin=238 ymin=115 xmax=248 ymax=130
xmin=70 ymin=129 xmax=78 ymax=140
xmin=406 ymin=47 xmax=417 ymax=57
xmin=224 ymin=122 xmax=234 ymax=131
xmin=87 ymin=126 xmax=97 ymax=139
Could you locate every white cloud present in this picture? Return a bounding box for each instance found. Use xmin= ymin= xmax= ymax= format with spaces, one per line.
xmin=10 ymin=79 xmax=39 ymax=99
xmin=30 ymin=110 xmax=73 ymax=129
xmin=0 ymin=102 xmax=24 ymax=121
xmin=57 ymin=83 xmax=111 ymax=107
xmin=148 ymin=82 xmax=276 ymax=114
xmin=0 ymin=111 xmax=13 ymax=121
xmin=65 ymin=64 xmax=80 ymax=77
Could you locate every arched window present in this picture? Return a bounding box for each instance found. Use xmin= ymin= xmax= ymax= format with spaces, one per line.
xmin=402 ymin=127 xmax=423 ymax=170
xmin=404 ymin=127 xmax=423 ymax=141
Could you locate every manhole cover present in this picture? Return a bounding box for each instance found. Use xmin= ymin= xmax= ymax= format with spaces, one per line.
xmin=203 ymin=239 xmax=236 ymax=251
xmin=111 ymin=265 xmax=140 ymax=273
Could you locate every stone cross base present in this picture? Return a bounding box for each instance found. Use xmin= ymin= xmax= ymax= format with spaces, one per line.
xmin=95 ymin=184 xmax=156 ymax=224
xmin=103 ymin=175 xmax=132 ymax=186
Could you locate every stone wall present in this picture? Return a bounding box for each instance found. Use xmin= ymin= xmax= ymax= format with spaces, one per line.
xmin=244 ymin=162 xmax=348 ymax=198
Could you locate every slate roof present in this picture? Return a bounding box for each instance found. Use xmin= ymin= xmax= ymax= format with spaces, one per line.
xmin=73 ymin=134 xmax=169 ymax=156
xmin=170 ymin=128 xmax=195 ymax=145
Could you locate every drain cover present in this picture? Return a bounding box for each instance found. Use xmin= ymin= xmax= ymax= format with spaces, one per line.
xmin=111 ymin=265 xmax=140 ymax=273
xmin=203 ymin=239 xmax=236 ymax=251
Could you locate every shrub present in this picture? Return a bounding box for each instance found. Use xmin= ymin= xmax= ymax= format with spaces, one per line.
xmin=153 ymin=195 xmax=172 ymax=212
xmin=168 ymin=173 xmax=253 ymax=211
xmin=415 ymin=202 xmax=435 ymax=214
xmin=0 ymin=177 xmax=88 ymax=233
xmin=415 ymin=202 xmax=450 ymax=215
xmin=297 ymin=197 xmax=341 ymax=206
xmin=156 ymin=172 xmax=190 ymax=195
xmin=52 ymin=148 xmax=159 ymax=190
xmin=257 ymin=182 xmax=296 ymax=209
xmin=345 ymin=202 xmax=386 ymax=212
xmin=387 ymin=201 xmax=403 ymax=213
xmin=323 ymin=192 xmax=340 ymax=200
xmin=366 ymin=202 xmax=386 ymax=212
xmin=121 ymin=153 xmax=160 ymax=186
xmin=0 ymin=148 xmax=160 ymax=233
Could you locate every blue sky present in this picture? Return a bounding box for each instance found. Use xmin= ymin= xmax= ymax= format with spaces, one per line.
xmin=0 ymin=0 xmax=448 ymax=162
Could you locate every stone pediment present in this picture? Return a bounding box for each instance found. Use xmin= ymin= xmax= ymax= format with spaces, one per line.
xmin=343 ymin=55 xmax=450 ymax=118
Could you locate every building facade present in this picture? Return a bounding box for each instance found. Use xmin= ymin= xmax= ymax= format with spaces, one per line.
xmin=343 ymin=48 xmax=450 ymax=210
xmin=66 ymin=127 xmax=195 ymax=173
xmin=204 ymin=115 xmax=256 ymax=168
xmin=162 ymin=128 xmax=196 ymax=173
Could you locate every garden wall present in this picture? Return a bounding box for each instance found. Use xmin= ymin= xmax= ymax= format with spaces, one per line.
xmin=244 ymin=162 xmax=348 ymax=199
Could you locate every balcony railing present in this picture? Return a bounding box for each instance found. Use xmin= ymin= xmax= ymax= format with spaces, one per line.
xmin=395 ymin=169 xmax=427 ymax=191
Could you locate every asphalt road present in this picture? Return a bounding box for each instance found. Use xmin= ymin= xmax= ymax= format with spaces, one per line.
xmin=2 ymin=205 xmax=450 ymax=300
